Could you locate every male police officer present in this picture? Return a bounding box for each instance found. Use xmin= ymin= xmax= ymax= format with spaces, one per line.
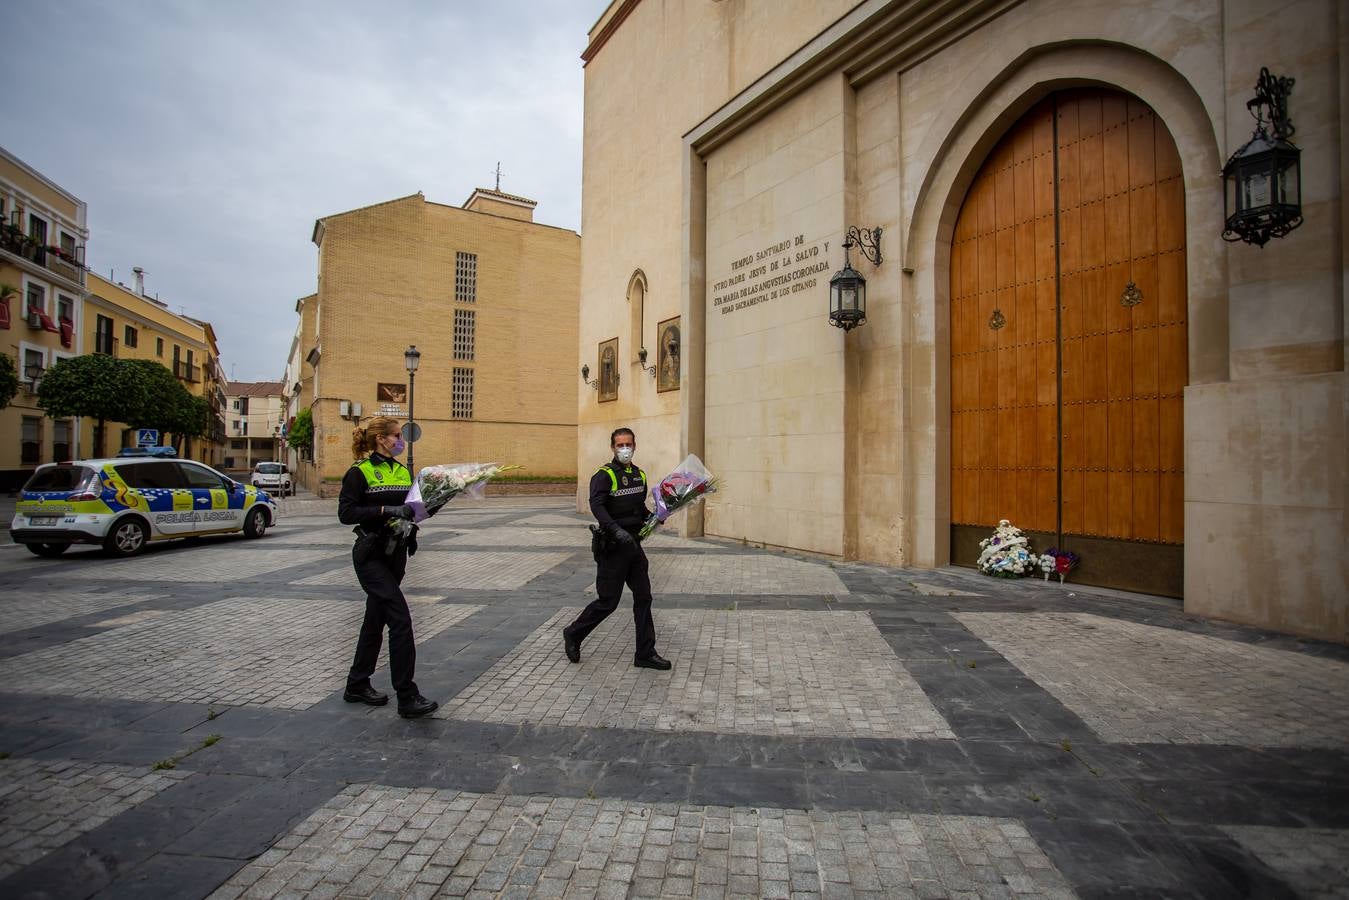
xmin=562 ymin=427 xmax=672 ymax=669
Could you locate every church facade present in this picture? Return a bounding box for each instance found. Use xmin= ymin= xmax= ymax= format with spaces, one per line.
xmin=577 ymin=0 xmax=1346 ymax=640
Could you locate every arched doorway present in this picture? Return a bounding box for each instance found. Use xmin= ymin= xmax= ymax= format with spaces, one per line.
xmin=949 ymin=88 xmax=1187 ymax=596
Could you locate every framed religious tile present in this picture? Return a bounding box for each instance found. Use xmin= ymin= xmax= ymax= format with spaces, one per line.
xmin=598 ymin=337 xmax=619 ymax=403
xmin=377 ymin=382 xmax=408 ymax=404
xmin=656 ymin=316 xmax=680 ymax=393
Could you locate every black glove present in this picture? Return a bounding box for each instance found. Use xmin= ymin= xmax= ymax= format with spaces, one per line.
xmin=407 ymin=534 xmax=418 ymax=556
xmin=385 ymin=504 xmax=415 ymax=520
xmin=606 ymin=523 xmax=636 ymax=548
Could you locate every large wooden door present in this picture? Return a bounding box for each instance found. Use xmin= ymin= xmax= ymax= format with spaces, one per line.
xmin=950 ymin=89 xmax=1187 ymax=596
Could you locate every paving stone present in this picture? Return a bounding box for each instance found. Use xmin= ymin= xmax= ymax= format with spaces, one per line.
xmin=439 ymin=609 xmax=952 ymax=738
xmin=62 ymin=546 xmax=339 ymax=583
xmin=584 ymin=553 xmax=849 ymax=595
xmin=1223 ymin=825 xmax=1349 ymax=898
xmin=210 ymin=786 xmax=1075 ymax=898
xmin=295 ymin=550 xmax=570 ymax=590
xmin=0 ymin=757 xmax=189 ymax=878
xmin=0 ymin=597 xmax=480 ymax=709
xmin=956 ymin=612 xmax=1349 ymax=747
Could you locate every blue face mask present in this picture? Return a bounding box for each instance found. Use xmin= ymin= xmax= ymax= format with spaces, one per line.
xmin=389 ymin=438 xmax=406 ymax=456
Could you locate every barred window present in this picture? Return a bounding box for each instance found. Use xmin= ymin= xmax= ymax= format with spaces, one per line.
xmin=453 ymin=308 xmax=476 ymax=360
xmin=455 ymin=251 xmax=477 ymax=303
xmin=452 ymin=367 xmax=474 ymax=419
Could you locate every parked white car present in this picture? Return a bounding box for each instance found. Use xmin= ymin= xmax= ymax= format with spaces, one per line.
xmin=250 ymin=461 xmax=292 ymax=497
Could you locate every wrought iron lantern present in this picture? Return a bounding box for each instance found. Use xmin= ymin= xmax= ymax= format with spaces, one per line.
xmin=828 ymin=226 xmax=882 ymax=331
xmin=1223 ymin=68 xmax=1302 ymax=247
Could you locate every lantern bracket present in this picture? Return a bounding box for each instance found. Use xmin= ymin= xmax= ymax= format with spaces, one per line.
xmin=1248 ymin=67 xmax=1295 ymax=141
xmin=842 ymin=226 xmax=883 ymax=267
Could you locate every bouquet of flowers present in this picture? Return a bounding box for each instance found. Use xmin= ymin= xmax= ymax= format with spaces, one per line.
xmin=976 ymin=519 xmax=1039 ymax=577
xmin=1038 ymin=547 xmax=1080 ymax=583
xmin=637 ymin=454 xmax=721 ymax=539
xmin=389 ymin=462 xmax=521 ymax=535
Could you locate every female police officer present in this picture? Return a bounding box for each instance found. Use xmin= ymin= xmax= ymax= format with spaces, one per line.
xmin=338 ymin=416 xmax=438 ymax=718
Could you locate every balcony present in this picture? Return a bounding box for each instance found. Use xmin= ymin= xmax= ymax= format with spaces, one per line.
xmin=174 ymin=360 xmax=200 ymax=382
xmin=0 ymin=224 xmax=86 ymax=286
xmin=94 ymin=333 xmax=118 ymax=356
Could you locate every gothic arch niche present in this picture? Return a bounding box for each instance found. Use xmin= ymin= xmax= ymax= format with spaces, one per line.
xmin=627 ymin=269 xmax=647 ymax=365
xmin=948 ymin=87 xmax=1188 ymax=596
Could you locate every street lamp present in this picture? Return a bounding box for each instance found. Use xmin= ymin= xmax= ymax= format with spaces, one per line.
xmin=403 ymin=345 xmax=421 ymax=472
xmin=1222 ymin=67 xmax=1302 ymax=247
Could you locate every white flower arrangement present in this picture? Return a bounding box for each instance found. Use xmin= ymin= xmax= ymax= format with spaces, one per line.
xmin=976 ymin=519 xmax=1039 ymax=578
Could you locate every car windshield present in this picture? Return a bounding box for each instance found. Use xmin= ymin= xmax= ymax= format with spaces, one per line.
xmin=257 ymin=464 xmax=283 ymax=474
xmin=24 ymin=466 xmax=96 ymax=492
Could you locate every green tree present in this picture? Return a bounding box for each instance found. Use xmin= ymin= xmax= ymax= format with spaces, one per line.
xmin=122 ymin=358 xmax=191 ymax=436
xmin=38 ymin=355 xmax=148 ymax=457
xmin=287 ymin=407 xmax=313 ymax=454
xmin=0 ymin=352 xmax=18 ymax=411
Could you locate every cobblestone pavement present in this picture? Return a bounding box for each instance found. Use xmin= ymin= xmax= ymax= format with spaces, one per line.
xmin=0 ymin=498 xmax=1346 ymax=899
xmin=956 ymin=612 xmax=1349 ymax=747
xmin=209 ymin=786 xmax=1076 ymax=900
xmin=0 ymin=758 xmax=190 ymax=879
xmin=441 ymin=609 xmax=952 ymax=739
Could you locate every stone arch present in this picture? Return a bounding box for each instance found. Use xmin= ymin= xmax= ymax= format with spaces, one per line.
xmin=901 ymin=41 xmax=1226 ymax=568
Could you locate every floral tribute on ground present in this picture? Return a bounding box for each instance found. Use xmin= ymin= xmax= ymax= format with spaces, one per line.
xmin=1038 ymin=547 xmax=1080 ymax=583
xmin=390 ymin=463 xmax=521 ymax=536
xmin=638 ymin=454 xmax=721 ymax=540
xmin=976 ymin=519 xmax=1039 ymax=577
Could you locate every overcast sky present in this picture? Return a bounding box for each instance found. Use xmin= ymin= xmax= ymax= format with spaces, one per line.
xmin=3 ymin=0 xmax=597 ymax=382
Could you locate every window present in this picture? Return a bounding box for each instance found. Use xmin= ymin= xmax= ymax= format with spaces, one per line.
xmin=233 ymin=420 xmax=241 ymax=432
xmin=59 ymin=232 xmax=76 ymax=258
xmin=95 ymin=315 xmax=115 ymax=354
xmin=156 ymin=337 xmax=164 ymax=357
xmin=452 ymin=367 xmax=474 ymax=419
xmin=23 ymin=348 xmax=44 ymax=383
xmin=53 ymin=420 xmax=72 ymax=462
xmin=178 ymin=462 xmax=225 ymax=490
xmin=231 ymin=399 xmax=240 ymax=411
xmin=124 ymin=324 xmax=138 ymax=348
xmin=57 ymin=294 xmax=74 ymax=323
xmin=26 ymin=282 xmax=45 ymax=313
xmin=28 ymin=214 xmax=47 ymax=245
xmin=453 ymin=308 xmax=476 ymax=360
xmin=231 ymin=439 xmax=245 ymax=450
xmin=242 ymin=420 xmax=248 ymax=436
xmin=455 ymin=251 xmax=477 ymax=303
xmin=116 ymin=461 xmax=184 ymax=490
xmin=21 ymin=417 xmax=42 ymax=465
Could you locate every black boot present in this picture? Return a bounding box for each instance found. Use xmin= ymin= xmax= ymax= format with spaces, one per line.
xmin=398 ymin=694 xmax=439 ymax=718
xmin=634 ymin=653 xmax=672 ymax=670
xmin=564 ymin=630 xmax=581 ymax=664
xmin=343 ymin=683 xmax=389 ymax=706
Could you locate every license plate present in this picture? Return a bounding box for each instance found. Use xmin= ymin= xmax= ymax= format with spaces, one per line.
xmin=30 ymin=516 xmax=59 ymax=527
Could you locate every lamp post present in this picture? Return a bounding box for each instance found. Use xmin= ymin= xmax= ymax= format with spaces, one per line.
xmin=1222 ymin=67 xmax=1302 ymax=247
xmin=404 ymin=345 xmax=420 ymax=472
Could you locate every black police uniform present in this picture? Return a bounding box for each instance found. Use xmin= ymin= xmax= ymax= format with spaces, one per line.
xmin=563 ymin=457 xmax=658 ymax=660
xmin=337 ymin=452 xmax=423 ymax=704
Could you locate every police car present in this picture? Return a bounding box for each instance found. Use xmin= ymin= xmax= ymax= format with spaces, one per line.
xmin=10 ymin=452 xmax=278 ymax=558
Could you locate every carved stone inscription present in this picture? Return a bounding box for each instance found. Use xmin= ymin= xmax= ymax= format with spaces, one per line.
xmin=711 ymin=234 xmax=831 ymax=316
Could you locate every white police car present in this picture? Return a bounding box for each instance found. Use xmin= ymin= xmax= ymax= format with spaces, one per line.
xmin=11 ymin=452 xmax=278 ymax=557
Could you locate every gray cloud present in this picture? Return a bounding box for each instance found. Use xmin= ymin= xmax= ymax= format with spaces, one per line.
xmin=2 ymin=0 xmax=593 ymax=381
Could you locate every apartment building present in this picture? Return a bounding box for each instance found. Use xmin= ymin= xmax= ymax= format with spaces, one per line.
xmin=82 ymin=271 xmax=226 ymax=466
xmin=223 ymin=380 xmax=284 ymax=471
xmin=0 ymin=145 xmax=90 ymax=489
xmin=298 ymin=189 xmax=579 ymax=496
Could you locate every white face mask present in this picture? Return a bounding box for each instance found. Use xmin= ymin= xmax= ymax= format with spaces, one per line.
xmin=615 ymin=447 xmax=634 ymax=463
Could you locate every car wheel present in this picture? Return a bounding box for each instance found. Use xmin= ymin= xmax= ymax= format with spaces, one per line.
xmin=244 ymin=506 xmax=268 ymax=538
xmin=104 ymin=517 xmax=149 ymax=557
xmin=27 ymin=542 xmax=69 ymax=558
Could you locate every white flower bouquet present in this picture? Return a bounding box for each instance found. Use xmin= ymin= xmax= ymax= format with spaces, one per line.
xmin=389 ymin=462 xmax=521 ymax=535
xmin=976 ymin=519 xmax=1039 ymax=577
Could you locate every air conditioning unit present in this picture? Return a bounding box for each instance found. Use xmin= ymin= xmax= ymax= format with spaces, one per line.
xmin=339 ymin=400 xmax=351 ymax=417
xmin=351 ymin=402 xmax=362 ymax=418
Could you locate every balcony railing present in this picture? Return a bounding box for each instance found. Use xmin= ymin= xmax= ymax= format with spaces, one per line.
xmin=0 ymin=225 xmax=86 ymax=286
xmin=94 ymin=333 xmax=118 ymax=356
xmin=174 ymin=360 xmax=200 ymax=382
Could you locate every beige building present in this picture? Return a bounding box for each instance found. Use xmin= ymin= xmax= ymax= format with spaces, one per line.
xmin=578 ymin=0 xmax=1347 ymax=641
xmin=0 ymin=145 xmax=89 ymax=489
xmin=299 ymin=190 xmax=580 ymax=496
xmin=82 ymin=272 xmax=227 ymax=466
xmin=223 ymin=381 xmax=285 ymax=471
